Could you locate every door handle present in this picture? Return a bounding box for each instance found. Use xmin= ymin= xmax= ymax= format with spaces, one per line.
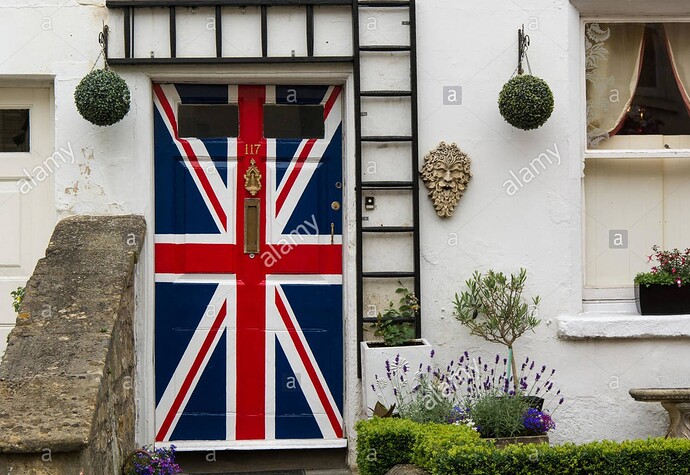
xmin=331 ymin=222 xmax=334 ymax=244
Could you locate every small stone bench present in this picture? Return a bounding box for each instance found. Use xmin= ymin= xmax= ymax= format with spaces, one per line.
xmin=629 ymin=388 xmax=690 ymax=439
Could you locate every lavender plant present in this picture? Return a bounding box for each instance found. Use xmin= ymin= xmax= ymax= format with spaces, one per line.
xmin=371 ymin=350 xmax=563 ymax=438
xmin=372 ymin=351 xmax=456 ymax=423
xmin=123 ymin=445 xmax=182 ymax=475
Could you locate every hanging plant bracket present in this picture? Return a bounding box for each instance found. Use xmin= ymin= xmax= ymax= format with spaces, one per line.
xmin=517 ymin=24 xmax=530 ymax=75
xmin=497 ymin=24 xmax=553 ymax=131
xmin=74 ymin=23 xmax=131 ymax=127
xmin=100 ymin=23 xmax=109 ymax=68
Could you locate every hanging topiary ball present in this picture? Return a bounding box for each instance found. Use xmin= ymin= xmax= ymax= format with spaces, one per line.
xmin=74 ymin=69 xmax=130 ymax=126
xmin=498 ymin=74 xmax=554 ymax=131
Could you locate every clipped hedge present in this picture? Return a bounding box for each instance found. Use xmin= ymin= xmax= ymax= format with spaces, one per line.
xmin=356 ymin=418 xmax=690 ymax=475
xmin=355 ymin=418 xmax=483 ymax=475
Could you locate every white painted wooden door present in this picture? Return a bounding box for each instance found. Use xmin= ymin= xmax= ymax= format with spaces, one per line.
xmin=0 ymin=87 xmax=55 ymax=359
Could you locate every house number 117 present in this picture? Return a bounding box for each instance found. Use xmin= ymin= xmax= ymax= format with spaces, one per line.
xmin=245 ymin=143 xmax=261 ymax=156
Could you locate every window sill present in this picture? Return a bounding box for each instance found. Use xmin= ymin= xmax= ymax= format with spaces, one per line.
xmin=557 ymin=312 xmax=690 ymax=340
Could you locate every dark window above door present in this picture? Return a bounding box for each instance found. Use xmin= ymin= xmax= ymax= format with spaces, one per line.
xmin=0 ymin=109 xmax=29 ymax=153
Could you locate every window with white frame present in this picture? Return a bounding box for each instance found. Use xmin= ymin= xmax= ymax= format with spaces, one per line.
xmin=584 ymin=22 xmax=690 ymax=294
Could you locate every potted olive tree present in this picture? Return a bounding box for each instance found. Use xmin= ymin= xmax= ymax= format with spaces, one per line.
xmin=361 ymin=283 xmax=432 ymax=416
xmin=635 ymin=246 xmax=690 ymax=315
xmin=453 ymin=268 xmax=540 ymax=392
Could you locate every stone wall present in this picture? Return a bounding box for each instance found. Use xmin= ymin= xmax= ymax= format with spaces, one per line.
xmin=0 ymin=215 xmax=146 ymax=475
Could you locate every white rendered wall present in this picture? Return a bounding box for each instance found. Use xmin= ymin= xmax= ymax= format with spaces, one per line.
xmin=0 ymin=0 xmax=687 ymax=466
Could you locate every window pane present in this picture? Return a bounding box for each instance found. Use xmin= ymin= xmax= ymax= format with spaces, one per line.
xmin=178 ymin=104 xmax=238 ymax=138
xmin=263 ymin=105 xmax=325 ymax=139
xmin=586 ymin=23 xmax=690 ymax=149
xmin=0 ymin=109 xmax=29 ymax=153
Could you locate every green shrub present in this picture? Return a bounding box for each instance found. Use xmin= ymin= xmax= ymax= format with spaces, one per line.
xmin=355 ymin=418 xmax=690 ymax=475
xmin=356 ymin=418 xmax=484 ymax=475
xmin=442 ymin=439 xmax=690 ymax=475
xmin=410 ymin=423 xmax=486 ymax=471
xmin=498 ymin=75 xmax=554 ymax=131
xmin=355 ymin=418 xmax=419 ymax=475
xmin=74 ymin=69 xmax=131 ymax=126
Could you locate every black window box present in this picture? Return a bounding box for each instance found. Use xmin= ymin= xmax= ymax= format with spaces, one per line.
xmin=635 ymin=284 xmax=690 ymax=315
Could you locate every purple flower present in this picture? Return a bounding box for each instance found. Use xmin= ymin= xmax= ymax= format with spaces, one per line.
xmin=522 ymin=408 xmax=555 ymax=434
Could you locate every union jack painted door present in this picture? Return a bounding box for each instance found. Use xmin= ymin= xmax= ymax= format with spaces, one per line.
xmin=153 ymin=84 xmax=344 ymax=445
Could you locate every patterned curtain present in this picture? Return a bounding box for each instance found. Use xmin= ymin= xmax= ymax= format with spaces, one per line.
xmin=664 ymin=23 xmax=690 ymax=116
xmin=585 ymin=23 xmax=646 ymax=147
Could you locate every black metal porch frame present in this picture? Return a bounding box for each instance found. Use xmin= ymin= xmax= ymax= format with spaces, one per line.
xmin=104 ymin=0 xmax=422 ymax=376
xmin=105 ymin=0 xmax=355 ymax=64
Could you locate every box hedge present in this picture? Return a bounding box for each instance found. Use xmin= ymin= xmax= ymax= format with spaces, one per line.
xmin=355 ymin=418 xmax=690 ymax=475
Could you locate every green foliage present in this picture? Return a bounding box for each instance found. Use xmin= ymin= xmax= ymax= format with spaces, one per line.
xmin=441 ymin=438 xmax=690 ymax=475
xmin=635 ymin=245 xmax=690 ymax=287
xmin=453 ymin=269 xmax=540 ymax=348
xmin=355 ymin=418 xmax=482 ymax=475
xmin=498 ymin=74 xmax=554 ymax=131
xmin=410 ymin=422 xmax=487 ymax=471
xmin=74 ymin=69 xmax=131 ymax=126
xmin=468 ymin=392 xmax=530 ymax=438
xmin=355 ymin=418 xmax=690 ymax=475
xmin=397 ymin=390 xmax=455 ymax=424
xmin=355 ymin=418 xmax=419 ymax=475
xmin=635 ymin=273 xmax=677 ymax=286
xmin=10 ymin=286 xmax=25 ymax=313
xmin=373 ymin=282 xmax=418 ymax=346
xmin=453 ymin=268 xmax=540 ymax=384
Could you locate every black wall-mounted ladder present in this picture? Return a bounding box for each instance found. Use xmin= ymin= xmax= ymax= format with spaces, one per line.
xmin=352 ymin=0 xmax=422 ymax=370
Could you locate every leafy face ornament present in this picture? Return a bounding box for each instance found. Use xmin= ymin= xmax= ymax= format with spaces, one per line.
xmin=420 ymin=142 xmax=472 ymax=218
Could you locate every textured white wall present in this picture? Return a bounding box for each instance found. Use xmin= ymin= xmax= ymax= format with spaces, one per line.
xmin=1 ymin=0 xmax=688 ymax=465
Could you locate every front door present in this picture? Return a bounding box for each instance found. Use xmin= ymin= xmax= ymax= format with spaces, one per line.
xmin=0 ymin=87 xmax=55 ymax=359
xmin=153 ymin=83 xmax=344 ymax=445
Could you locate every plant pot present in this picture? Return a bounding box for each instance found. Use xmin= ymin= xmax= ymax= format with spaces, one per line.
xmin=523 ymin=396 xmax=544 ymax=411
xmin=360 ymin=338 xmax=432 ymax=416
xmin=491 ymin=435 xmax=549 ymax=448
xmin=636 ymin=284 xmax=690 ymax=315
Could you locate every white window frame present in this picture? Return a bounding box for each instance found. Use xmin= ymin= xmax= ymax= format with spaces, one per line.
xmin=581 ymin=17 xmax=690 ymax=304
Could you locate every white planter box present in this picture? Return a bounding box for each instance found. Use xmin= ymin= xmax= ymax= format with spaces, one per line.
xmin=360 ymin=338 xmax=433 ymax=416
